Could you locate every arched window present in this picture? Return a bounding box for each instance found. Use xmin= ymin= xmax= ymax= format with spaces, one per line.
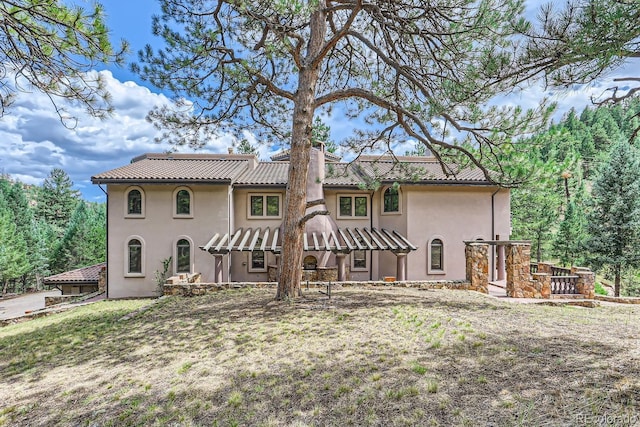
xmin=176 ymin=238 xmax=191 ymax=273
xmin=176 ymin=189 xmax=191 ymax=215
xmin=128 ymin=239 xmax=142 ymax=274
xmin=430 ymin=239 xmax=444 ymax=271
xmin=383 ymin=187 xmax=400 ymax=213
xmin=125 ymin=186 xmax=145 ymax=217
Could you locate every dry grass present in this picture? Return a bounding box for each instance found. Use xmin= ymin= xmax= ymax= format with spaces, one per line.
xmin=1 ymin=288 xmax=639 ymax=426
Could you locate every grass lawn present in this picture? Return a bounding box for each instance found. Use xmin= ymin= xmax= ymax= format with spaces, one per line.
xmin=1 ymin=288 xmax=639 ymax=426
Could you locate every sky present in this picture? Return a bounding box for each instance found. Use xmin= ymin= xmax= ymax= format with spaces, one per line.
xmin=0 ymin=0 xmax=637 ymax=202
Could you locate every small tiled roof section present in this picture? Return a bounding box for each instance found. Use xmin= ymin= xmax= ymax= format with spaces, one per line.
xmin=271 ymin=149 xmax=342 ymax=163
xmin=91 ymin=153 xmax=255 ymax=184
xmin=44 ymin=263 xmax=106 ymax=284
xmin=235 ymin=162 xmax=290 ymax=185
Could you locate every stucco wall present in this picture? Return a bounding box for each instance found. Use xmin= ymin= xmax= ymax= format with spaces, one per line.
xmin=405 ymin=186 xmax=510 ymax=281
xmin=229 ymin=188 xmax=286 ymax=282
xmin=107 ymin=183 xmax=231 ymax=298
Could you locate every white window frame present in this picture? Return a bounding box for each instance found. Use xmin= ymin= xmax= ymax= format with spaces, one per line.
xmin=428 ymin=236 xmax=445 ymax=274
xmin=124 ymin=186 xmax=145 ymax=218
xmin=247 ymin=193 xmax=282 ymax=219
xmin=173 ymin=186 xmax=194 ymax=218
xmin=174 ymin=235 xmax=194 ymax=274
xmin=336 ymin=194 xmax=370 ymax=219
xmin=381 ymin=186 xmax=402 ymax=215
xmin=124 ymin=235 xmax=146 ymax=277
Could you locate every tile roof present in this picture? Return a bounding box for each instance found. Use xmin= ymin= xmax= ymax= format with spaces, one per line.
xmin=354 ymin=157 xmax=487 ymax=183
xmin=235 ymin=162 xmax=290 ymax=185
xmin=92 ymin=153 xmax=490 ymax=187
xmin=91 ymin=154 xmax=254 ymax=183
xmin=44 ymin=263 xmax=106 ymax=284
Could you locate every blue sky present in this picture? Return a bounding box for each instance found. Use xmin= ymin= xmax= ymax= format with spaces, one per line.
xmin=0 ymin=1 xmax=637 ymax=201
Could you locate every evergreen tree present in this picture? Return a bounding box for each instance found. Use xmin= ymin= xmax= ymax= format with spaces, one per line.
xmin=586 ymin=140 xmax=640 ymax=297
xmin=51 ymin=201 xmax=106 ymax=273
xmin=553 ymin=195 xmax=587 ymax=267
xmin=0 ymin=194 xmax=29 ymax=293
xmin=36 ymin=168 xmax=80 ymax=236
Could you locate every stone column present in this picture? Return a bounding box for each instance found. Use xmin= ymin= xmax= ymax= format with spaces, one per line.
xmin=214 ymin=255 xmax=224 ymax=283
xmin=576 ymin=271 xmax=595 ymax=299
xmin=533 ymin=273 xmax=551 ymax=299
xmin=336 ymin=253 xmax=348 ymax=282
xmin=537 ymin=262 xmax=552 ymax=275
xmin=505 ymin=243 xmax=532 ymax=298
xmin=396 ymin=252 xmax=407 ymax=281
xmin=465 ymin=243 xmax=489 ymax=293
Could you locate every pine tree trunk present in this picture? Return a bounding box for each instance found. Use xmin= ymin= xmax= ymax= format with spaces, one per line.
xmin=614 ymin=264 xmax=621 ymax=297
xmin=276 ymin=3 xmax=327 ymax=300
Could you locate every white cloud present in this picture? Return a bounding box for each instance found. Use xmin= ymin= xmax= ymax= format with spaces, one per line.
xmin=0 ymin=70 xmax=239 ymax=200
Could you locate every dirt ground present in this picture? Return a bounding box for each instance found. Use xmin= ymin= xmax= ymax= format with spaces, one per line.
xmin=1 ymin=287 xmax=639 ymax=426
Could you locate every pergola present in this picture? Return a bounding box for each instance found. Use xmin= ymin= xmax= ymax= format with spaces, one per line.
xmin=201 ymin=226 xmax=417 ymax=282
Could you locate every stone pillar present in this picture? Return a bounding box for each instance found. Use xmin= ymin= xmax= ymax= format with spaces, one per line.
xmin=465 ymin=243 xmax=489 ymax=293
xmin=396 ymin=252 xmax=407 ymax=281
xmin=537 ymin=262 xmax=552 ymax=275
xmin=496 ymin=244 xmax=506 ymax=281
xmin=336 ymin=253 xmax=348 ymax=282
xmin=533 ymin=273 xmax=551 ymax=299
xmin=214 ymin=255 xmax=224 ymax=283
xmin=506 ymin=243 xmax=532 ymax=298
xmin=576 ymin=271 xmax=595 ymax=299
xmin=98 ymin=266 xmax=106 ymax=293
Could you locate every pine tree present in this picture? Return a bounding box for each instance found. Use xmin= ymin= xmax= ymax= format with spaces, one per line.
xmin=586 ymin=141 xmax=640 ymax=297
xmin=36 ymin=168 xmax=80 ymax=236
xmin=0 ymin=194 xmax=29 ymax=293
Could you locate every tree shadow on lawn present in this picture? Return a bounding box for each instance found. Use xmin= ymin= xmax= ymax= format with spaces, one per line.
xmin=3 ymin=288 xmax=639 ymax=426
xmin=9 ymin=321 xmax=639 ymax=427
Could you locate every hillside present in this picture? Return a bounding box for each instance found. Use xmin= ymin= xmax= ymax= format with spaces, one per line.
xmin=1 ymin=288 xmax=638 ymax=426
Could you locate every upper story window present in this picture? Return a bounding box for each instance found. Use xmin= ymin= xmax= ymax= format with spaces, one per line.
xmin=176 ymin=238 xmax=191 ymax=273
xmin=338 ymin=195 xmax=368 ymax=218
xmin=173 ymin=187 xmax=194 ymax=218
xmin=125 ymin=236 xmax=145 ymax=276
xmin=125 ymin=186 xmax=145 ymax=218
xmin=382 ymin=187 xmax=400 ymax=214
xmin=429 ymin=238 xmax=444 ymax=272
xmin=248 ymin=194 xmax=281 ymax=218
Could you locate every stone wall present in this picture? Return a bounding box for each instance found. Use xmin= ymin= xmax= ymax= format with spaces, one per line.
xmin=594 ymin=295 xmax=640 ymax=304
xmin=164 ymin=279 xmax=474 ymax=297
xmin=465 ymin=243 xmax=489 ymax=294
xmin=45 ymin=294 xmax=89 ymax=307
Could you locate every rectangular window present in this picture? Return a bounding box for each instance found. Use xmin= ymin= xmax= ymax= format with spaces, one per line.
xmin=353 ymin=250 xmax=367 ymax=270
xmin=250 ymin=196 xmax=263 ymax=216
xmin=248 ymin=194 xmax=281 ymax=218
xmin=339 ymin=196 xmax=352 ymax=216
xmin=251 ymin=251 xmax=265 ymax=270
xmin=355 ymin=197 xmax=368 ymax=216
xmin=338 ymin=195 xmax=369 ymax=218
xmin=266 ymin=195 xmax=279 ymax=216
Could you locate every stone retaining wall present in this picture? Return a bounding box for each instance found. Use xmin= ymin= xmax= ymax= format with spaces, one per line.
xmin=45 ymin=294 xmax=90 ymax=307
xmin=164 ymin=279 xmax=474 ymax=297
xmin=594 ymin=295 xmax=640 ymax=304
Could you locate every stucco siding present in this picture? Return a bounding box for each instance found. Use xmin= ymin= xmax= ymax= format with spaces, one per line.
xmin=405 ymin=186 xmax=510 ymax=281
xmin=107 ymin=183 xmax=230 ymax=298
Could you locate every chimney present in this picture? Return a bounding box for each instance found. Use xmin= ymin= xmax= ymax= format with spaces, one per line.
xmin=228 ymin=147 xmax=234 ymax=154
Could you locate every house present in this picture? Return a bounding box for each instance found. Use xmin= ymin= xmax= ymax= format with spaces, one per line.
xmin=91 ymin=147 xmax=510 ymax=298
xmin=43 ymin=263 xmax=106 ymax=295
